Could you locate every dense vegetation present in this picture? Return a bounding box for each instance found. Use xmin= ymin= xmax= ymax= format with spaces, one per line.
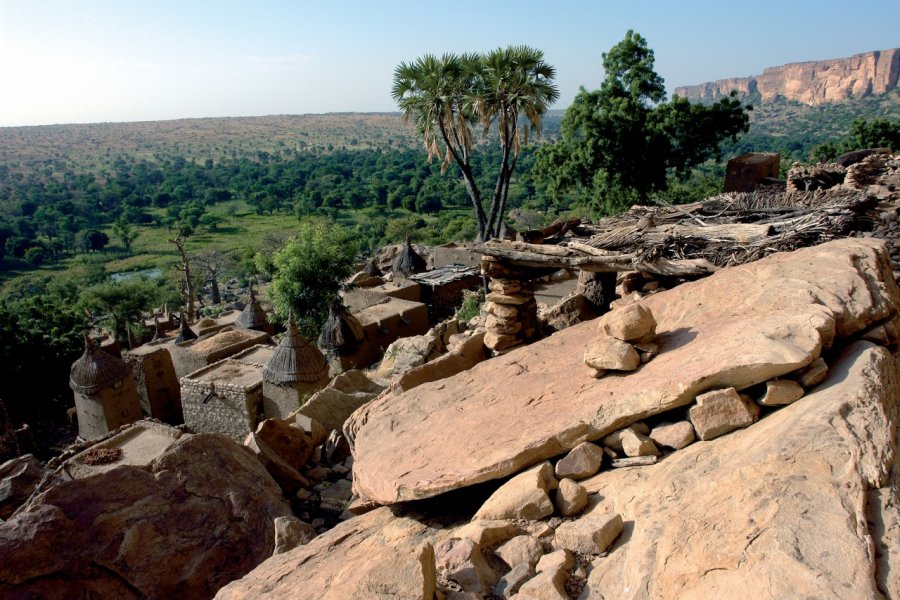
xmin=534 ymin=31 xmax=751 ymax=215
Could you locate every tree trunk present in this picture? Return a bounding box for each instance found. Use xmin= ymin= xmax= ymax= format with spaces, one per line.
xmin=169 ymin=232 xmax=195 ymax=321
xmin=209 ymin=274 xmax=221 ymax=305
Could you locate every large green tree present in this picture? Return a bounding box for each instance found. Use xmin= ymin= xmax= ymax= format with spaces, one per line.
xmin=392 ymin=46 xmax=559 ymax=241
xmin=262 ymin=220 xmax=359 ymax=337
xmin=535 ymin=30 xmax=750 ymax=214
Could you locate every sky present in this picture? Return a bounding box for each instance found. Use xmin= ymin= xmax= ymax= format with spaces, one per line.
xmin=1 ymin=0 xmax=898 ymax=127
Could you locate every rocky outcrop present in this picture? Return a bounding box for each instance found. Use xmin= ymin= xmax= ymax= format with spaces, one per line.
xmin=214 ymin=507 xmax=437 ymax=600
xmin=675 ymin=48 xmax=900 ymax=106
xmin=0 ymin=432 xmax=292 ymax=599
xmin=349 ymin=239 xmax=898 ymax=504
xmin=580 ymin=340 xmax=900 ymax=599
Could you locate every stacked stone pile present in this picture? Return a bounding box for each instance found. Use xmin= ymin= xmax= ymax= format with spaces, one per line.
xmin=482 ymin=257 xmax=539 ymax=353
xmin=583 ymin=302 xmax=658 ymax=377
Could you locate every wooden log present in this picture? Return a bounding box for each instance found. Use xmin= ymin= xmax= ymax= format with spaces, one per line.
xmin=478 ymin=245 xmax=719 ymax=277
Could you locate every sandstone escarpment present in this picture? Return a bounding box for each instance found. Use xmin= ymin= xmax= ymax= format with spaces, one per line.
xmin=675 ymin=48 xmax=900 ymax=106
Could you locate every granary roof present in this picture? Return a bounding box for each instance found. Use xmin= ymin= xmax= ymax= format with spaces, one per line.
xmin=363 ymin=259 xmax=383 ymax=277
xmin=409 ymin=264 xmax=479 ymax=287
xmin=175 ymin=314 xmax=198 ymax=343
xmin=236 ymin=285 xmax=268 ymax=330
xmin=318 ymin=301 xmax=364 ymax=351
xmin=263 ymin=311 xmax=329 ymax=384
xmin=70 ymin=335 xmax=130 ymax=394
xmin=392 ymin=238 xmax=427 ymax=276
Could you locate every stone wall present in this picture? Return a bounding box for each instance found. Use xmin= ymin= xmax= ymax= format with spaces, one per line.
xmin=181 ymin=375 xmax=262 ymax=442
xmin=125 ymin=346 xmax=183 ymax=425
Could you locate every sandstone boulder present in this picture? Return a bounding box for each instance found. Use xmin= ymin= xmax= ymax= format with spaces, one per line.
xmin=473 ymin=462 xmax=556 ymax=521
xmin=255 ymin=418 xmax=314 ymax=467
xmin=583 ymin=337 xmax=640 ymax=372
xmin=758 ymin=379 xmax=805 ymax=406
xmin=555 ymin=442 xmax=604 ymax=480
xmin=495 ymin=534 xmax=544 ymax=569
xmin=244 ymin=430 xmax=309 ymax=497
xmin=795 ymin=357 xmax=829 ymax=388
xmin=435 ymin=536 xmax=498 ymax=595
xmin=596 ymin=302 xmax=656 ymax=341
xmin=689 ymin=388 xmax=760 ymax=441
xmin=555 ymin=478 xmax=588 ymax=517
xmin=0 ymin=454 xmax=46 ymax=520
xmin=494 ymin=563 xmax=533 ymax=598
xmin=579 ymin=341 xmax=900 ymax=599
xmin=299 ymin=370 xmax=385 ymax=433
xmin=0 ymin=433 xmax=292 ymax=599
xmin=553 ymin=512 xmax=623 ymax=555
xmin=649 ymin=421 xmax=695 ymax=450
xmin=273 ymin=516 xmax=316 ymax=554
xmin=393 ymin=332 xmax=486 ymax=393
xmin=619 ymin=428 xmax=658 ymax=457
xmin=350 ymin=239 xmax=898 ymax=504
xmin=216 ymin=507 xmax=437 ymax=600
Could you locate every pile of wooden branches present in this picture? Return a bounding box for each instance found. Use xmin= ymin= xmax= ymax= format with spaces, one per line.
xmin=574 ymin=188 xmax=877 ymax=268
xmin=480 ymin=188 xmax=877 ymax=276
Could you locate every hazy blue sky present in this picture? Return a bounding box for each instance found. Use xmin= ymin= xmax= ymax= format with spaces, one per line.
xmin=1 ymin=0 xmax=897 ymax=127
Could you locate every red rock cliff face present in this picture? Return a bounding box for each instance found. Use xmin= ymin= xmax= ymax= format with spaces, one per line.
xmin=675 ymin=48 xmax=900 ymax=105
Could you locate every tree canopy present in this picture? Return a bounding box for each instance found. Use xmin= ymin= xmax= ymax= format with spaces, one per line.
xmin=262 ymin=220 xmax=359 ymax=337
xmin=535 ymin=30 xmax=751 ymax=214
xmin=392 ymin=45 xmax=559 ymax=240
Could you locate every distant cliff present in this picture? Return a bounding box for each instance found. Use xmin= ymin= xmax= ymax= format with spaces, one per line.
xmin=675 ymin=48 xmax=900 ymax=106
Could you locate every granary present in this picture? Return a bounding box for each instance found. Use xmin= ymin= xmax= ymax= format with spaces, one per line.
xmin=235 ymin=285 xmax=274 ymax=334
xmin=69 ymin=335 xmax=143 ymax=440
xmin=123 ymin=339 xmax=183 ymax=425
xmin=170 ymin=327 xmax=272 ymax=378
xmin=179 ymin=343 xmax=281 ymax=440
xmin=261 ymin=311 xmax=330 ymax=419
xmin=323 ymin=295 xmax=429 ymax=370
xmin=408 ymin=264 xmax=481 ymax=321
xmin=174 ymin=315 xmax=198 ymax=344
xmin=392 ymin=238 xmax=428 ymax=279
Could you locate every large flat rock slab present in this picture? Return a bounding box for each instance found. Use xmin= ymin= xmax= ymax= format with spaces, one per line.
xmin=215 ymin=507 xmax=437 ymax=600
xmin=350 ymin=239 xmax=899 ymax=504
xmin=580 ymin=341 xmax=900 ymax=599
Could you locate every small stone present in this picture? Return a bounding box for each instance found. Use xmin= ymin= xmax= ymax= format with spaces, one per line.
xmin=554 ymin=513 xmax=624 ymax=555
xmin=486 ymin=292 xmax=531 ymax=305
xmin=305 ymin=466 xmax=331 ymax=482
xmin=474 ymin=462 xmax=557 ymax=521
xmin=796 ymin=357 xmax=829 ymax=388
xmin=649 ymin=421 xmax=695 ymax=450
xmin=434 ymin=537 xmax=499 ymax=595
xmin=609 ymin=291 xmax=643 ymax=309
xmin=619 ymin=429 xmax=658 ymax=457
xmin=331 ymin=464 xmax=350 ymax=476
xmin=494 ymin=563 xmax=534 ymax=598
xmin=596 ymin=303 xmax=656 ymax=341
xmin=489 ymin=279 xmax=522 ymax=295
xmin=485 ymin=331 xmax=521 ymax=352
xmin=555 ymin=478 xmax=588 ymax=517
xmin=536 ymin=548 xmax=574 ymax=574
xmin=758 ymin=379 xmax=805 ymax=406
xmin=273 ymin=516 xmax=317 ymax=554
xmin=601 ymin=424 xmax=649 ymax=451
xmin=484 ymin=301 xmax=518 ymax=320
xmin=689 ymin=387 xmax=760 ymax=441
xmin=584 ymin=337 xmax=640 ymax=371
xmin=515 ymin=567 xmax=568 ymax=599
xmin=495 ymin=535 xmax=545 ymax=569
xmin=453 ymin=520 xmax=523 ymax=547
xmin=555 ymin=442 xmax=604 ymax=480
xmin=486 ymin=314 xmax=523 ymax=335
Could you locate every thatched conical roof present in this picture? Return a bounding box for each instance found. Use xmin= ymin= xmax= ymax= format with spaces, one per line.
xmin=70 ymin=335 xmax=130 ymax=395
xmin=318 ymin=301 xmax=364 ymax=352
xmin=236 ymin=285 xmax=268 ymax=330
xmin=363 ymin=260 xmax=383 ymax=277
xmin=175 ymin=314 xmax=198 ymax=343
xmin=392 ymin=238 xmax=427 ymax=276
xmin=262 ymin=311 xmax=329 ymax=384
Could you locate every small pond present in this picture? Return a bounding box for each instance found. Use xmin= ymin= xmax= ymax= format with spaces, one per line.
xmin=109 ymin=267 xmax=163 ymax=283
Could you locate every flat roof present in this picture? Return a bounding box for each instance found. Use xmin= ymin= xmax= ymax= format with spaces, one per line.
xmin=354 ymin=297 xmax=426 ymax=327
xmin=187 ymin=358 xmax=263 ymax=388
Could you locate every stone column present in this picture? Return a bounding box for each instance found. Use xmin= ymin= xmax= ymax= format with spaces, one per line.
xmin=576 ymin=270 xmax=617 ymax=315
xmin=481 ymin=257 xmax=538 ymax=354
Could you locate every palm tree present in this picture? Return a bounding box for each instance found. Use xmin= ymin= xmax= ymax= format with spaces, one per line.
xmin=476 ymin=46 xmax=559 ymax=239
xmin=392 ymin=53 xmax=487 ymax=239
xmin=392 ymin=47 xmax=558 ymax=241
